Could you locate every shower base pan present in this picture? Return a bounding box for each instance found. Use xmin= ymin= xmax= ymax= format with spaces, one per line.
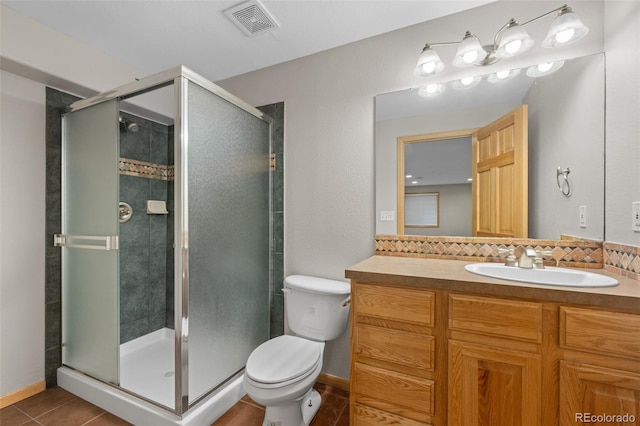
xmin=57 ymin=328 xmax=245 ymax=426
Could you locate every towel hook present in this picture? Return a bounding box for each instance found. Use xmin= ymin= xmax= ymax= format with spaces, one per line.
xmin=556 ymin=167 xmax=572 ymax=197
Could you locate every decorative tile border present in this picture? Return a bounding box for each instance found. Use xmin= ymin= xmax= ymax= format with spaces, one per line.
xmin=119 ymin=157 xmax=174 ymax=181
xmin=374 ymin=234 xmax=604 ymax=269
xmin=604 ymin=241 xmax=640 ymax=281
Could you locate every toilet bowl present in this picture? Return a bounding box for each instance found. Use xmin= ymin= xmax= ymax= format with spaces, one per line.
xmin=243 ymin=275 xmax=351 ymax=426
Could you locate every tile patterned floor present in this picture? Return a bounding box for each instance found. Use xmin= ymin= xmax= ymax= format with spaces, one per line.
xmin=0 ymin=383 xmax=349 ymax=426
xmin=214 ymin=383 xmax=350 ymax=426
xmin=0 ymin=387 xmax=130 ymax=426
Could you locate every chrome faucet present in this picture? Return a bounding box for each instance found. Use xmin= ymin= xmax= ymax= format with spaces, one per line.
xmin=498 ymin=248 xmax=518 ymax=267
xmin=518 ymin=248 xmax=538 ymax=269
xmin=499 ymin=247 xmax=553 ymax=268
xmin=519 ymin=248 xmax=553 ymax=269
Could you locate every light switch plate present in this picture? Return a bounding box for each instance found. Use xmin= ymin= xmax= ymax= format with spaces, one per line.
xmin=633 ymin=201 xmax=640 ymax=232
xmin=579 ymin=205 xmax=587 ymax=228
xmin=380 ymin=211 xmax=395 ymax=221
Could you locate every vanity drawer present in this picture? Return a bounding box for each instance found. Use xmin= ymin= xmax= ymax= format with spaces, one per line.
xmin=354 ymin=283 xmax=435 ymax=326
xmin=352 ymin=362 xmax=434 ymax=421
xmin=560 ymin=306 xmax=640 ymax=359
xmin=353 ymin=403 xmax=430 ymax=426
xmin=449 ymin=294 xmax=542 ymax=342
xmin=353 ymin=324 xmax=434 ymax=371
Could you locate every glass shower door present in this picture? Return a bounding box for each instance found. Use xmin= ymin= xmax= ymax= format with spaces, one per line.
xmin=57 ymin=99 xmax=120 ymax=385
xmin=185 ymin=81 xmax=271 ymax=404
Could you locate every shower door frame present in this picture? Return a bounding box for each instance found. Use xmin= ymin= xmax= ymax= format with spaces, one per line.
xmin=66 ymin=66 xmax=273 ymax=416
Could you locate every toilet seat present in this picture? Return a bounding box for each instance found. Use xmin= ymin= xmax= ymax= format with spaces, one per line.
xmin=246 ymin=335 xmax=323 ymax=387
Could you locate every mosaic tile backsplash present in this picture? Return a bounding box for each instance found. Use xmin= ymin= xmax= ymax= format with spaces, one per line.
xmin=375 ymin=234 xmax=640 ymax=281
xmin=604 ymin=241 xmax=640 ymax=280
xmin=119 ymin=157 xmax=174 ymax=181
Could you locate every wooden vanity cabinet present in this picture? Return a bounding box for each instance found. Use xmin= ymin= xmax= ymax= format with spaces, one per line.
xmin=448 ymin=294 xmax=544 ymax=426
xmin=349 ymin=282 xmax=441 ymax=425
xmin=559 ymin=307 xmax=640 ymax=425
xmin=349 ymin=279 xmax=640 ymax=426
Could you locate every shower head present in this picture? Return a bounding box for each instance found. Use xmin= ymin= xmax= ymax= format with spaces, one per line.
xmin=127 ymin=121 xmax=139 ymax=132
xmin=119 ymin=115 xmax=139 ymax=133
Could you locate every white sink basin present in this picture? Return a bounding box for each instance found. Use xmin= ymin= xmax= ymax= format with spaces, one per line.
xmin=464 ymin=263 xmax=619 ymax=287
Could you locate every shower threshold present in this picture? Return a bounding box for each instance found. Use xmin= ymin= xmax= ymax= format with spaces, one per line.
xmin=57 ymin=327 xmax=246 ymax=425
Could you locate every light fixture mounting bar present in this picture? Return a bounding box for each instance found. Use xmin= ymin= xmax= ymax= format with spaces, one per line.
xmin=520 ymin=4 xmax=569 ymax=27
xmin=423 ymin=41 xmax=461 ymax=48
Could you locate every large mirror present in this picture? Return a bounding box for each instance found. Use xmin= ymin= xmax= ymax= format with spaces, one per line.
xmin=375 ymin=53 xmax=605 ymax=241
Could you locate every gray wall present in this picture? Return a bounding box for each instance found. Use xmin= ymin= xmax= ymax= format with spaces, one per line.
xmin=525 ymin=54 xmax=605 ymax=240
xmin=218 ymin=1 xmax=608 ymax=379
xmin=605 ymin=1 xmax=640 ymax=246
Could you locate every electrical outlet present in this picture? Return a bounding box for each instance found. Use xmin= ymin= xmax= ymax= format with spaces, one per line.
xmin=633 ymin=201 xmax=640 ymax=232
xmin=380 ymin=211 xmax=395 ymax=221
xmin=579 ymin=205 xmax=587 ymax=228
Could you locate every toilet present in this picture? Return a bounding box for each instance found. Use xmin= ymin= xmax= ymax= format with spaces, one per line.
xmin=244 ymin=275 xmax=351 ymax=426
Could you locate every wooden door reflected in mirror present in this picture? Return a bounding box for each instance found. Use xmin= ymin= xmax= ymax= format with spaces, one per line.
xmin=397 ymin=105 xmax=528 ymax=237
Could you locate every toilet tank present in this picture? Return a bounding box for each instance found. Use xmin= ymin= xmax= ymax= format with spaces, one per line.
xmin=284 ymin=275 xmax=351 ymax=341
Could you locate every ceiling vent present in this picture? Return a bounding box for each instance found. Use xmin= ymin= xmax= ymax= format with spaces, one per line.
xmin=224 ymin=0 xmax=280 ymax=37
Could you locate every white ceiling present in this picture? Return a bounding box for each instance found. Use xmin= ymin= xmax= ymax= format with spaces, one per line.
xmin=2 ymin=0 xmax=494 ymax=83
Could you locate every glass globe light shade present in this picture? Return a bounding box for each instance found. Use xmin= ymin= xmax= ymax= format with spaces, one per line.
xmin=526 ymin=60 xmax=565 ymax=77
xmin=496 ymin=21 xmax=534 ymax=58
xmin=542 ymin=8 xmax=589 ymax=48
xmin=453 ymin=32 xmax=487 ymax=67
xmin=414 ymin=46 xmax=445 ymax=77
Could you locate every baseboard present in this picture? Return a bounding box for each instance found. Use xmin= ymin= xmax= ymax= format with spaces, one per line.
xmin=0 ymin=381 xmax=46 ymax=408
xmin=317 ymin=373 xmax=349 ymax=392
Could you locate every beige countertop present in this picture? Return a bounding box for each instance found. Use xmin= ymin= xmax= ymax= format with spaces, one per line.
xmin=345 ymin=256 xmax=640 ymax=313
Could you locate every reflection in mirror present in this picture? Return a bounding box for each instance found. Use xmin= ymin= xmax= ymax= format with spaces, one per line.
xmin=376 ymin=53 xmax=605 ymax=241
xmin=399 ymin=132 xmax=472 ymax=236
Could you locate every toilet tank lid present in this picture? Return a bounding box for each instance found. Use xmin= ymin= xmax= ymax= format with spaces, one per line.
xmin=284 ymin=275 xmax=350 ymax=295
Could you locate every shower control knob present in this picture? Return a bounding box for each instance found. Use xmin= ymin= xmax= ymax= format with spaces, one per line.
xmin=119 ymin=202 xmax=133 ymax=223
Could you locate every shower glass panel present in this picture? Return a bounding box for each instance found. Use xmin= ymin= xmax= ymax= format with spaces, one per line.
xmin=186 ymin=81 xmax=271 ymax=403
xmin=57 ymin=68 xmax=272 ymax=418
xmin=60 ymin=99 xmax=120 ymax=385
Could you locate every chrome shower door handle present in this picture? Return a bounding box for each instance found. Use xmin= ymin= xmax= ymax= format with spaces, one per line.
xmin=54 ymin=234 xmax=119 ymax=250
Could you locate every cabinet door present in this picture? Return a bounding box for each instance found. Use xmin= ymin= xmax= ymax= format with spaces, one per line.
xmin=449 ymin=340 xmax=541 ymax=426
xmin=560 ymin=361 xmax=640 ymax=425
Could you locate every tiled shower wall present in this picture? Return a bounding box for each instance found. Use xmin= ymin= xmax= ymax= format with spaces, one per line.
xmin=45 ymin=88 xmax=285 ymax=386
xmin=259 ymin=102 xmax=285 ymax=338
xmin=45 ymin=88 xmax=81 ymax=386
xmin=117 ymin=112 xmax=174 ymax=343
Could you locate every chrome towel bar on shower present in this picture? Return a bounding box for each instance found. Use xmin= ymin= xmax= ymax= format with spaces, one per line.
xmin=54 ymin=234 xmax=119 ymax=250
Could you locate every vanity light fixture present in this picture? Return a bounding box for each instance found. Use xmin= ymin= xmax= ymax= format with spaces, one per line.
xmin=526 ymin=60 xmax=565 ymax=77
xmin=488 ymin=68 xmax=521 ymax=83
xmin=418 ymin=83 xmax=445 ymax=97
xmin=451 ymin=75 xmax=482 ymax=90
xmin=413 ymin=4 xmax=588 ymax=77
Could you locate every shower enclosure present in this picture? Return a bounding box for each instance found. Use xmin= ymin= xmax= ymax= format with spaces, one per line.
xmin=54 ymin=67 xmax=272 ymax=423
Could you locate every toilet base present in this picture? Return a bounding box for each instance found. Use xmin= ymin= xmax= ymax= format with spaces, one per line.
xmin=262 ymin=389 xmax=321 ymax=426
